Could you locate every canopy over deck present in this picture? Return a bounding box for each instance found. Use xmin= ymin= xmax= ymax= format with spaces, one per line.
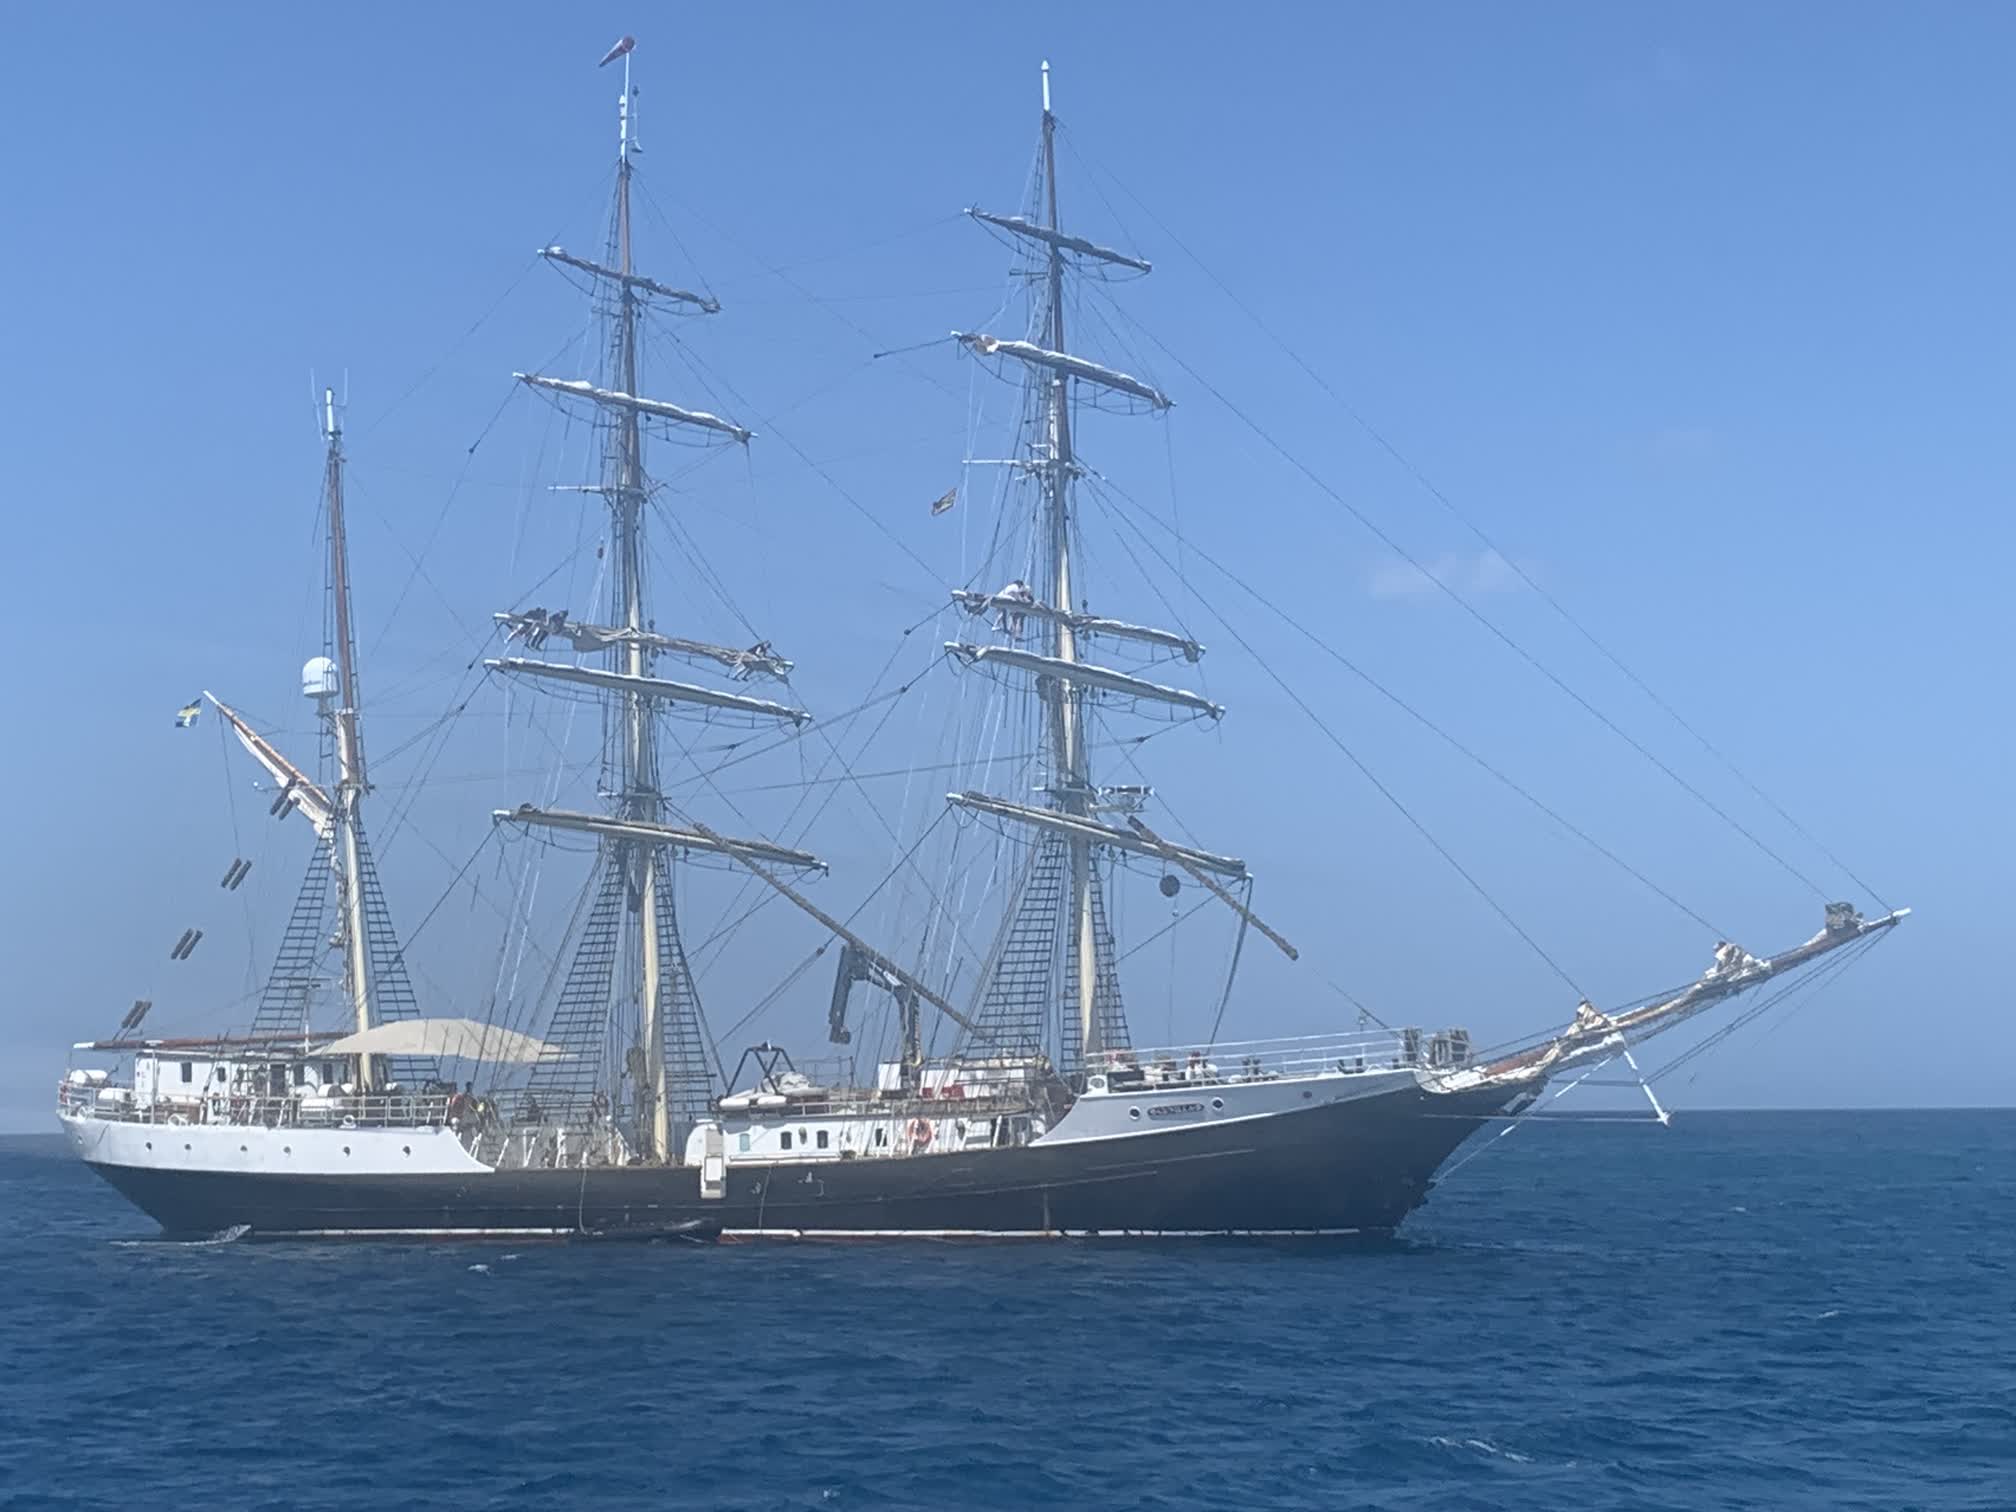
xmin=317 ymin=1018 xmax=567 ymax=1065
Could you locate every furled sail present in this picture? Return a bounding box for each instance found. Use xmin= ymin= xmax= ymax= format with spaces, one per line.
xmin=952 ymin=333 xmax=1172 ymax=410
xmin=485 ymin=657 xmax=811 ymax=724
xmin=947 ymin=791 xmax=1248 ymax=879
xmin=950 ymin=589 xmax=1203 ymax=662
xmin=514 ymin=373 xmax=754 ymax=443
xmin=538 ymin=245 xmax=720 ymax=312
xmin=943 ymin=643 xmax=1222 ymax=718
xmin=495 ymin=804 xmax=826 ymax=871
xmin=493 ymin=612 xmax=791 ymax=679
xmin=964 ymin=208 xmax=1152 ymax=273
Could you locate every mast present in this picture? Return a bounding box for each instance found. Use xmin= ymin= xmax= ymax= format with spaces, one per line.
xmin=321 ymin=386 xmax=376 ymax=1087
xmin=950 ymin=65 xmax=1254 ymax=1073
xmin=603 ymin=51 xmax=675 ymax=1163
xmin=500 ymin=39 xmax=821 ymax=1161
xmin=1036 ymin=61 xmax=1101 ymax=1067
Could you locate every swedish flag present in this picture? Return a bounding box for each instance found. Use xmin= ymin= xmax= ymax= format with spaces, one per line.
xmin=174 ymin=699 xmax=202 ymax=729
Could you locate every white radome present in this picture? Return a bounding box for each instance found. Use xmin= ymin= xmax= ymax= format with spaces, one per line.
xmin=301 ymin=656 xmax=340 ymax=701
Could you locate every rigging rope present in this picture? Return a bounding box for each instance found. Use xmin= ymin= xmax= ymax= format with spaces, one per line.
xmin=1063 ymin=124 xmax=1885 ymax=910
xmin=1064 ymin=130 xmax=1862 ymax=907
xmin=1087 ymin=476 xmax=1734 ymax=940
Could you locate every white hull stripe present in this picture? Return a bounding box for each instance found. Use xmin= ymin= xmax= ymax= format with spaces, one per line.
xmin=243 ymin=1226 xmax=1369 ymax=1241
xmin=718 ymin=1227 xmax=1368 ymax=1241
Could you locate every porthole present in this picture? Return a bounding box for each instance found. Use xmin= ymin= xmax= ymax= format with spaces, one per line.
xmin=343 ymin=1145 xmax=351 ymax=1155
xmin=283 ymin=1146 xmax=292 ymax=1155
xmin=403 ymin=1145 xmax=412 ymax=1156
xmin=1211 ymin=1098 xmax=1225 ymax=1111
xmin=1128 ymin=1107 xmax=1141 ymax=1121
xmin=1301 ymin=1090 xmax=1313 ymax=1100
xmin=144 ymin=1141 xmax=152 ymax=1150
xmin=239 ymin=1145 xmax=248 ymax=1153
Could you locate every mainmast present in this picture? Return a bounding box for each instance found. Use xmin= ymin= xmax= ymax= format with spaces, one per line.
xmin=496 ymin=37 xmax=822 ymax=1162
xmin=320 ymin=386 xmax=377 ymax=1087
xmin=1035 ymin=62 xmax=1102 ymax=1067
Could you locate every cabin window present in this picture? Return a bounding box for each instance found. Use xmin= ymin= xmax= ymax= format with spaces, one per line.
xmin=179 ymin=1062 xmax=193 ymax=1085
xmin=780 ymin=1132 xmax=793 ymax=1151
xmin=874 ymin=1128 xmax=887 ymax=1147
xmin=737 ymin=1132 xmax=750 ymax=1153
xmin=816 ymin=1130 xmax=829 ymax=1150
xmin=295 ymin=1066 xmax=308 ymax=1087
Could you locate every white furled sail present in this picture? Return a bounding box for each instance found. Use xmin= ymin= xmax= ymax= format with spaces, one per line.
xmin=950 ymin=589 xmax=1203 ymax=662
xmin=952 ymin=333 xmax=1172 ymax=410
xmin=964 ymin=208 xmax=1152 ymax=273
xmin=206 ymin=692 xmax=334 ymax=838
xmin=943 ymin=642 xmax=1223 ymax=718
xmin=485 ymin=656 xmax=811 ymax=724
xmin=537 ymin=245 xmax=720 ymax=312
xmin=493 ymin=612 xmax=792 ymax=679
xmin=948 ymin=791 xmax=1248 ymax=879
xmin=514 ymin=373 xmax=754 ymax=443
xmin=495 ymin=804 xmax=826 ymax=871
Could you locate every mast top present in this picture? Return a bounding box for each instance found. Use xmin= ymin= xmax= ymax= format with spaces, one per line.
xmin=600 ymin=35 xmax=639 ymax=164
xmin=321 ymin=386 xmax=339 ymax=443
xmin=1041 ymin=59 xmax=1052 ymax=116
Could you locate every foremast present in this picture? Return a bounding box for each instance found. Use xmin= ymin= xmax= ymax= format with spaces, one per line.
xmin=948 ymin=64 xmax=1262 ymax=1076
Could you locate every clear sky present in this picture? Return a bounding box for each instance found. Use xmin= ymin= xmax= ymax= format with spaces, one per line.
xmin=2 ymin=4 xmax=2008 ymax=1128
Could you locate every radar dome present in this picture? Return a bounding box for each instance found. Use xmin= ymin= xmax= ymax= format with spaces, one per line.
xmin=301 ymin=656 xmax=340 ymax=700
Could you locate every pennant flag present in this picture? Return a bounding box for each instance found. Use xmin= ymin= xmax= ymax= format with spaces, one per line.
xmin=598 ymin=36 xmax=636 ymax=67
xmin=929 ymin=487 xmax=957 ymax=517
xmin=174 ymin=699 xmax=202 ymax=729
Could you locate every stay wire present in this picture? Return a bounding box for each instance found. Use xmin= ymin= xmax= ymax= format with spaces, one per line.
xmin=1087 ymin=476 xmax=1733 ymax=940
xmin=1166 ymin=533 xmax=1587 ymax=996
xmin=1068 ymin=126 xmax=1871 ymax=908
xmin=1128 ymin=315 xmax=1831 ymax=904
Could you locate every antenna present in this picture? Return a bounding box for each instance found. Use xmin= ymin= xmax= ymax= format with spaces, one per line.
xmin=322 ymin=386 xmax=340 ymax=442
xmin=1041 ymin=59 xmax=1052 ymax=115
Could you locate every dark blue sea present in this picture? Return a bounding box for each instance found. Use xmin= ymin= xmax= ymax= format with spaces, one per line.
xmin=3 ymin=1112 xmax=2011 ymax=1511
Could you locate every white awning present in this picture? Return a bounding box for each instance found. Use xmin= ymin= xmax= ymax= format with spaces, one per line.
xmin=318 ymin=1018 xmax=567 ymax=1065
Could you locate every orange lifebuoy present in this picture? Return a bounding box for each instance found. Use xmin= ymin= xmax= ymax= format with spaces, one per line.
xmin=907 ymin=1117 xmax=934 ymax=1150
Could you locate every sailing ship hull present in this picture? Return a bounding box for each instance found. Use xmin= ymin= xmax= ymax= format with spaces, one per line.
xmin=65 ymin=1081 xmax=1518 ymax=1241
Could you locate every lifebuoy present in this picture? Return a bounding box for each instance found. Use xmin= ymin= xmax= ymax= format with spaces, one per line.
xmin=907 ymin=1117 xmax=934 ymax=1150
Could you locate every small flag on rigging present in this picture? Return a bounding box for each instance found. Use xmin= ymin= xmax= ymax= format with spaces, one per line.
xmin=174 ymin=699 xmax=202 ymax=729
xmin=598 ymin=36 xmax=636 ymax=67
xmin=929 ymin=487 xmax=957 ymax=516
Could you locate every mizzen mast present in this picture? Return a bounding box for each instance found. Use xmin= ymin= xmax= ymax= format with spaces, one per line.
xmin=320 ymin=386 xmax=379 ymax=1086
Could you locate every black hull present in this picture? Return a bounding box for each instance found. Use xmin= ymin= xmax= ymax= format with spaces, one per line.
xmin=85 ymin=1083 xmax=1515 ymax=1241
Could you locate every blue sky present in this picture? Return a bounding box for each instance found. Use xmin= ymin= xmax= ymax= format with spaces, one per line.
xmin=2 ymin=4 xmax=2008 ymax=1127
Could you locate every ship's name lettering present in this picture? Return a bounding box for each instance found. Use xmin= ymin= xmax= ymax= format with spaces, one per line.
xmin=1146 ymin=1102 xmax=1205 ymax=1119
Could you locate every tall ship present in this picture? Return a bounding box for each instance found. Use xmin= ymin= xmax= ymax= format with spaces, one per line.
xmin=58 ymin=43 xmax=1906 ymax=1240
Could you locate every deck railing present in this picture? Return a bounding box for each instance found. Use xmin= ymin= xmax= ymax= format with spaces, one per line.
xmin=1091 ymin=1027 xmax=1470 ymax=1089
xmin=56 ymin=1084 xmax=455 ymax=1130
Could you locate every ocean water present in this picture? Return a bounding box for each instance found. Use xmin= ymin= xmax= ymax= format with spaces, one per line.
xmin=2 ymin=1112 xmax=2010 ymax=1512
